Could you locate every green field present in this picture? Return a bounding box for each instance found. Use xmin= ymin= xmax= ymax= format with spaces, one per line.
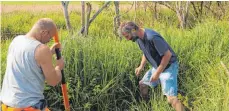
xmin=1 ymin=2 xmax=229 ymax=111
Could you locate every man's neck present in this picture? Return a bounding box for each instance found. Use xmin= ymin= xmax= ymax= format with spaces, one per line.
xmin=138 ymin=28 xmax=145 ymax=39
xmin=25 ymin=32 xmax=39 ymax=41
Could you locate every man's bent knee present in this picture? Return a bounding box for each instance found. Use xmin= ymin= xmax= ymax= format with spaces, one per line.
xmin=167 ymin=96 xmax=184 ymax=111
xmin=139 ymin=82 xmax=149 ymax=101
xmin=167 ymin=96 xmax=179 ymax=106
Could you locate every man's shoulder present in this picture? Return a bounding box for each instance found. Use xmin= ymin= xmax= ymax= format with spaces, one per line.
xmin=35 ymin=44 xmax=51 ymax=65
xmin=144 ymin=28 xmax=157 ymax=33
xmin=144 ymin=28 xmax=162 ymax=41
xmin=36 ymin=44 xmax=50 ymax=55
xmin=144 ymin=28 xmax=156 ymax=41
xmin=35 ymin=44 xmax=51 ymax=59
xmin=11 ymin=35 xmax=24 ymax=43
xmin=13 ymin=35 xmax=25 ymax=40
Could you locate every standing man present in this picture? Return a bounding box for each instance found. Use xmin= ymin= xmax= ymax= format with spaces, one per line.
xmin=0 ymin=18 xmax=64 ymax=111
xmin=119 ymin=21 xmax=184 ymax=111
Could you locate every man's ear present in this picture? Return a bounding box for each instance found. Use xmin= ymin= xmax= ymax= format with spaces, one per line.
xmin=131 ymin=29 xmax=137 ymax=36
xmin=131 ymin=29 xmax=136 ymax=33
xmin=40 ymin=30 xmax=46 ymax=34
xmin=42 ymin=30 xmax=49 ymax=36
xmin=39 ymin=30 xmax=44 ymax=37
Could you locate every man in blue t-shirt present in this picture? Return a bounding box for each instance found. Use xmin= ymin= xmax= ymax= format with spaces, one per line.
xmin=119 ymin=21 xmax=184 ymax=111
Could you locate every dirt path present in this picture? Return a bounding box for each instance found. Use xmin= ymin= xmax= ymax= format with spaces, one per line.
xmin=1 ymin=4 xmax=97 ymax=13
xmin=1 ymin=3 xmax=138 ymax=13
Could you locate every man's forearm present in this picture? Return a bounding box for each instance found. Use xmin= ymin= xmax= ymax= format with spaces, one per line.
xmin=140 ymin=54 xmax=147 ymax=68
xmin=54 ymin=66 xmax=62 ymax=84
xmin=155 ymin=50 xmax=172 ymax=76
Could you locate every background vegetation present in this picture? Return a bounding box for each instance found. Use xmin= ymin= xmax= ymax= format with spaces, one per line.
xmin=1 ymin=1 xmax=229 ymax=111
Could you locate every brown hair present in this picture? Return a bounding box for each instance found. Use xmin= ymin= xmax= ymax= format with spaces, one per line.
xmin=118 ymin=21 xmax=139 ymax=36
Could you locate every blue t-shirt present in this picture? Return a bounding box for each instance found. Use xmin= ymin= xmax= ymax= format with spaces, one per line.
xmin=136 ymin=28 xmax=177 ymax=68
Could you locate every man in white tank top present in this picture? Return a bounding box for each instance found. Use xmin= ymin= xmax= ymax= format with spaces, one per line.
xmin=0 ymin=18 xmax=64 ymax=111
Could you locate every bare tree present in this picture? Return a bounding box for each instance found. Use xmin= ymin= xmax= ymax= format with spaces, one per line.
xmin=154 ymin=2 xmax=158 ymax=20
xmin=143 ymin=1 xmax=148 ymax=12
xmin=191 ymin=1 xmax=204 ymax=19
xmin=81 ymin=1 xmax=85 ymax=28
xmin=134 ymin=1 xmax=137 ymax=22
xmin=189 ymin=1 xmax=226 ymax=22
xmin=204 ymin=1 xmax=225 ymax=20
xmin=85 ymin=2 xmax=91 ymax=36
xmin=61 ymin=1 xmax=72 ymax=30
xmin=149 ymin=2 xmax=158 ymax=21
xmin=157 ymin=1 xmax=190 ymax=29
xmin=80 ymin=1 xmax=111 ymax=34
xmin=175 ymin=1 xmax=190 ymax=29
xmin=114 ymin=1 xmax=121 ymax=39
xmin=217 ymin=1 xmax=226 ymax=18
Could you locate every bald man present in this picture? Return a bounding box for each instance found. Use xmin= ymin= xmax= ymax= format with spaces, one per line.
xmin=0 ymin=18 xmax=64 ymax=111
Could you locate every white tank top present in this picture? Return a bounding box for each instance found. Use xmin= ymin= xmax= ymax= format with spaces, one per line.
xmin=0 ymin=35 xmax=45 ymax=108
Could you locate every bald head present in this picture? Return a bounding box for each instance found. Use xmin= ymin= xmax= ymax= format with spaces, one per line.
xmin=28 ymin=18 xmax=57 ymax=44
xmin=32 ymin=18 xmax=57 ymax=33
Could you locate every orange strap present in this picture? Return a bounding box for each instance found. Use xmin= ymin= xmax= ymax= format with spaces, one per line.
xmin=2 ymin=104 xmax=50 ymax=111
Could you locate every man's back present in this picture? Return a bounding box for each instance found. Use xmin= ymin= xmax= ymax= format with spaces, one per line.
xmin=0 ymin=35 xmax=45 ymax=108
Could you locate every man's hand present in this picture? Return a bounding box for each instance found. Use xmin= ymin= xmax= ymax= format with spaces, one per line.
xmin=135 ymin=66 xmax=143 ymax=77
xmin=150 ymin=50 xmax=172 ymax=82
xmin=150 ymin=73 xmax=159 ymax=82
xmin=50 ymin=43 xmax=61 ymax=55
xmin=56 ymin=57 xmax=65 ymax=70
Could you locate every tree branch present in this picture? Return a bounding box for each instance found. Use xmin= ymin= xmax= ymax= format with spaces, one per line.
xmin=80 ymin=1 xmax=111 ymax=34
xmin=157 ymin=1 xmax=176 ymax=12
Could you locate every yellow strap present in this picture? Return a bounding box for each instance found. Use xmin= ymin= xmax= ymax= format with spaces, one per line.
xmin=2 ymin=104 xmax=8 ymax=111
xmin=1 ymin=104 xmax=51 ymax=111
xmin=1 ymin=104 xmax=18 ymax=111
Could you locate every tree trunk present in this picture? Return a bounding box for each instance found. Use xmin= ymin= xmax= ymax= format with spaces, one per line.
xmin=134 ymin=1 xmax=137 ymax=22
xmin=175 ymin=1 xmax=190 ymax=29
xmin=61 ymin=1 xmax=72 ymax=30
xmin=114 ymin=1 xmax=121 ymax=40
xmin=200 ymin=1 xmax=203 ymax=16
xmin=81 ymin=1 xmax=85 ymax=29
xmin=175 ymin=2 xmax=183 ymax=29
xmin=80 ymin=1 xmax=111 ymax=34
xmin=217 ymin=1 xmax=225 ymax=19
xmin=154 ymin=2 xmax=158 ymax=20
xmin=143 ymin=1 xmax=147 ymax=12
xmin=157 ymin=1 xmax=190 ymax=29
xmin=191 ymin=2 xmax=198 ymax=18
xmin=204 ymin=2 xmax=218 ymax=19
xmin=184 ymin=1 xmax=190 ymax=28
xmin=85 ymin=2 xmax=91 ymax=36
xmin=148 ymin=2 xmax=158 ymax=23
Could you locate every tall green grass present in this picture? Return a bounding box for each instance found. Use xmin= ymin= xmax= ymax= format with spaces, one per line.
xmin=1 ymin=7 xmax=229 ymax=111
